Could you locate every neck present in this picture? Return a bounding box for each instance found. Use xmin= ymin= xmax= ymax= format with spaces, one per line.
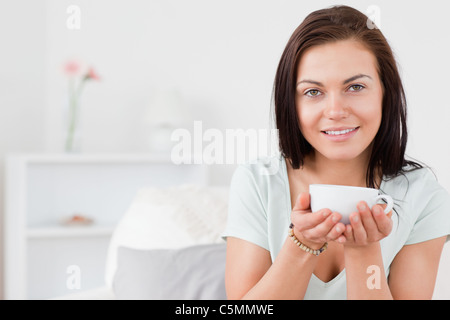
xmin=301 ymin=151 xmax=371 ymax=187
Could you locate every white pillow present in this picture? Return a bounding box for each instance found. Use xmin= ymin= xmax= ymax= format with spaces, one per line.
xmin=113 ymin=244 xmax=227 ymax=299
xmin=104 ymin=184 xmax=229 ymax=287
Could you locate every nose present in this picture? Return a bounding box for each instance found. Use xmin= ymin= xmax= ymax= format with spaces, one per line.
xmin=324 ymin=93 xmax=349 ymax=120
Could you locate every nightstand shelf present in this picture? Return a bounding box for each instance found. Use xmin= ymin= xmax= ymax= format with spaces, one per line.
xmin=26 ymin=225 xmax=116 ymax=239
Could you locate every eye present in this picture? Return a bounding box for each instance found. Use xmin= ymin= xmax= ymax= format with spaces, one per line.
xmin=348 ymin=84 xmax=365 ymax=92
xmin=305 ymin=89 xmax=322 ymax=97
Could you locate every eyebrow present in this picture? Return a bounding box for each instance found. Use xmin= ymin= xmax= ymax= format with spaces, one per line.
xmin=296 ymin=73 xmax=373 ymax=87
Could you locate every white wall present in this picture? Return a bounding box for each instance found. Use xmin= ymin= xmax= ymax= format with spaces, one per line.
xmin=39 ymin=0 xmax=450 ymax=189
xmin=0 ymin=0 xmax=47 ymax=299
xmin=1 ymin=0 xmax=449 ymax=298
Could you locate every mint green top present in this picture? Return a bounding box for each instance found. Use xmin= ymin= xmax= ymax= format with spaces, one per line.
xmin=222 ymin=154 xmax=450 ymax=299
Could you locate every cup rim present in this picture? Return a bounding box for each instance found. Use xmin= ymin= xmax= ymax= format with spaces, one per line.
xmin=309 ymin=184 xmax=378 ymax=191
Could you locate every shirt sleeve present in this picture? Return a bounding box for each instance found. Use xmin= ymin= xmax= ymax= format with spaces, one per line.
xmin=405 ymin=172 xmax=450 ymax=245
xmin=221 ymin=165 xmax=269 ymax=251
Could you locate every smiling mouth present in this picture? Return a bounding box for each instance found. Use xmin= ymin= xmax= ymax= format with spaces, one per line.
xmin=322 ymin=127 xmax=359 ymax=136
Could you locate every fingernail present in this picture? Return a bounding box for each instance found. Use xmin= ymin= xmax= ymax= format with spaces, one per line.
xmin=352 ymin=215 xmax=359 ymax=223
xmin=332 ymin=214 xmax=339 ymax=223
xmin=358 ymin=203 xmax=366 ymax=211
xmin=322 ymin=210 xmax=331 ymax=217
xmin=336 ymin=226 xmax=341 ymax=233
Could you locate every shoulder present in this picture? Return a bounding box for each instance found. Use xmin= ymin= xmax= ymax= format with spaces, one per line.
xmin=383 ymin=166 xmax=450 ymax=219
xmin=383 ymin=166 xmax=443 ymax=199
xmin=385 ymin=166 xmax=450 ymax=241
xmin=229 ymin=154 xmax=286 ymax=209
xmin=231 ymin=153 xmax=285 ymax=187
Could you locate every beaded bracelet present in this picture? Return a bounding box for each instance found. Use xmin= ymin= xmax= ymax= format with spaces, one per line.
xmin=288 ymin=223 xmax=328 ymax=256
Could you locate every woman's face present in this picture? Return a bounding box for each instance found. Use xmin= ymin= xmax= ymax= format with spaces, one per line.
xmin=295 ymin=39 xmax=384 ymax=164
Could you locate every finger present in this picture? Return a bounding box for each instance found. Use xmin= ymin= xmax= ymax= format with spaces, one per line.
xmin=344 ymin=224 xmax=354 ymax=242
xmin=325 ymin=221 xmax=346 ymax=242
xmin=309 ymin=211 xmax=342 ymax=236
xmin=357 ymin=201 xmax=378 ymax=237
xmin=386 ymin=210 xmax=392 ymax=219
xmin=377 ymin=203 xmax=393 ymax=219
xmin=372 ymin=204 xmax=393 ymax=236
xmin=292 ymin=208 xmax=332 ymax=231
xmin=349 ymin=212 xmax=367 ymax=243
xmin=336 ymin=234 xmax=347 ymax=244
xmin=292 ymin=192 xmax=310 ymax=212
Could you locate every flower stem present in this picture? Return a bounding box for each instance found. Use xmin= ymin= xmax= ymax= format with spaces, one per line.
xmin=65 ymin=79 xmax=86 ymax=152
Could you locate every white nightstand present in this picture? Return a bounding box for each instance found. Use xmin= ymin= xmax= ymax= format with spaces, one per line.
xmin=3 ymin=153 xmax=208 ymax=299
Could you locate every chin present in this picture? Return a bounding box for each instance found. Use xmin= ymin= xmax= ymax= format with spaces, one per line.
xmin=317 ymin=148 xmax=368 ymax=163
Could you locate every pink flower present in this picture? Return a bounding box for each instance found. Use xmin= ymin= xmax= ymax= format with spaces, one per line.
xmin=64 ymin=60 xmax=81 ymax=76
xmin=85 ymin=67 xmax=101 ymax=81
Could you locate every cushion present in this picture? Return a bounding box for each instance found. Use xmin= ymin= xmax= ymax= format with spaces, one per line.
xmin=113 ymin=243 xmax=227 ymax=300
xmin=104 ymin=184 xmax=229 ymax=287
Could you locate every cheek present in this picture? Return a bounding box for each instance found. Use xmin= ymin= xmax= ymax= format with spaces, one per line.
xmin=368 ymin=87 xmax=383 ymax=128
xmin=359 ymin=100 xmax=383 ymax=133
xmin=296 ymin=96 xmax=323 ymax=129
xmin=351 ymin=88 xmax=382 ymax=130
xmin=297 ymin=105 xmax=321 ymax=137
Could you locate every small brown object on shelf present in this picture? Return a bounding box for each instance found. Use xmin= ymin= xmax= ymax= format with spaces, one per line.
xmin=61 ymin=213 xmax=94 ymax=226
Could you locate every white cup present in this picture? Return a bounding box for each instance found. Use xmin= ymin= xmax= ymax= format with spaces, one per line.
xmin=309 ymin=184 xmax=394 ymax=224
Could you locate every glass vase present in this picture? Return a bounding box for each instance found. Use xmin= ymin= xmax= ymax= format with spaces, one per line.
xmin=63 ymin=98 xmax=82 ymax=153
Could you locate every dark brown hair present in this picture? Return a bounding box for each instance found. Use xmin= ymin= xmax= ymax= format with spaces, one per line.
xmin=273 ymin=5 xmax=422 ymax=188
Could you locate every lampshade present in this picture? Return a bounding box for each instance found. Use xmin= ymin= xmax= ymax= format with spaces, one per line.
xmin=144 ymin=87 xmax=191 ymax=128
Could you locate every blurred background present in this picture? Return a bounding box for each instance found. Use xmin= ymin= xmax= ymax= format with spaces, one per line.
xmin=0 ymin=0 xmax=449 ymax=299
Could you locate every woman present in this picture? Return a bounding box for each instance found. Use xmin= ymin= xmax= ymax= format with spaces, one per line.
xmin=222 ymin=5 xmax=450 ymax=300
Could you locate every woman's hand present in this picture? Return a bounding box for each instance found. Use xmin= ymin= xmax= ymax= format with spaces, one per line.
xmin=290 ymin=192 xmax=346 ymax=249
xmin=343 ymin=201 xmax=393 ymax=247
